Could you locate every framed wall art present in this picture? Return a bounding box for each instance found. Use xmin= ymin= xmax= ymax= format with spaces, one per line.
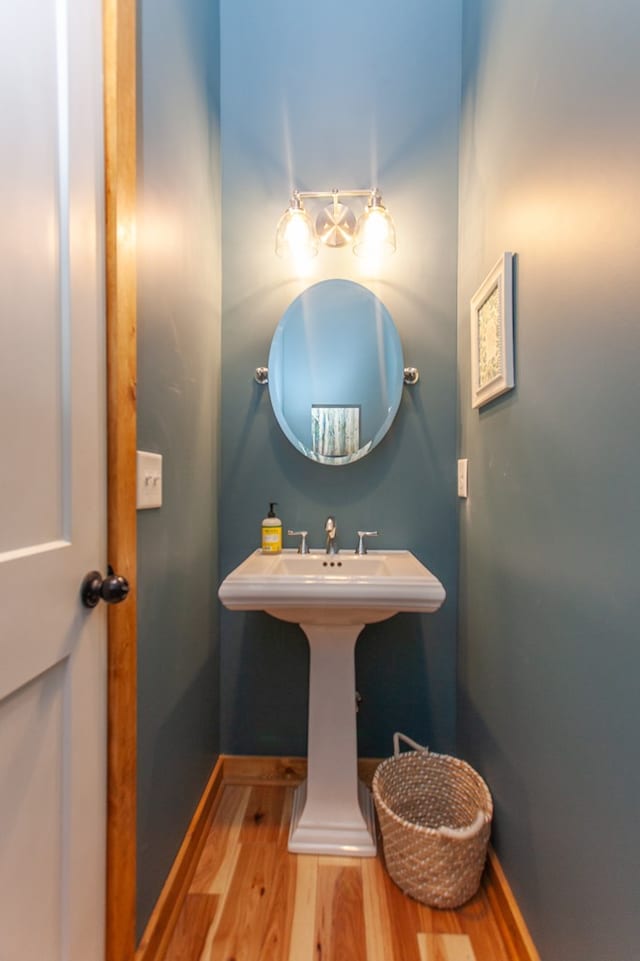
xmin=470 ymin=252 xmax=514 ymax=408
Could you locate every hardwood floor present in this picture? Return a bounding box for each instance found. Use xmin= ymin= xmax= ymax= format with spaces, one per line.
xmin=163 ymin=782 xmax=512 ymax=961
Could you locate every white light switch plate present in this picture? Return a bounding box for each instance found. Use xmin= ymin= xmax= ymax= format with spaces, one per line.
xmin=457 ymin=458 xmax=468 ymax=498
xmin=137 ymin=451 xmax=163 ymax=509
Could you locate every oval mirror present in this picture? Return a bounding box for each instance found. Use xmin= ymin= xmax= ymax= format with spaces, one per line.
xmin=268 ymin=280 xmax=404 ymax=465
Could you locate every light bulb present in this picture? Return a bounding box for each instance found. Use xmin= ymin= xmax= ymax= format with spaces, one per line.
xmin=353 ymin=193 xmax=396 ymax=259
xmin=275 ymin=200 xmax=318 ymax=260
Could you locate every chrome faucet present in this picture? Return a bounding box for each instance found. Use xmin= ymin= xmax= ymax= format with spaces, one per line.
xmin=324 ymin=516 xmax=338 ymax=554
xmin=355 ymin=530 xmax=379 ymax=555
xmin=287 ymin=529 xmax=310 ymax=554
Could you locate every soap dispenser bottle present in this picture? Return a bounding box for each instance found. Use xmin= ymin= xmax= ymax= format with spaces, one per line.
xmin=261 ymin=502 xmax=282 ymax=553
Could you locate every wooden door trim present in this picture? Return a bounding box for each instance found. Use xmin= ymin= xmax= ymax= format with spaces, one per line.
xmin=103 ymin=1 xmax=137 ymax=959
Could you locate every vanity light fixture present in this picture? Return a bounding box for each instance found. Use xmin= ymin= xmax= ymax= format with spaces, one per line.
xmin=275 ymin=188 xmax=396 ymax=260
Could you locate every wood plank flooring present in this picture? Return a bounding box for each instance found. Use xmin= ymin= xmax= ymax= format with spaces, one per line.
xmin=164 ymin=784 xmax=511 ymax=961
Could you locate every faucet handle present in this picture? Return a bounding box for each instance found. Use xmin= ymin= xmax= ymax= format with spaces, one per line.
xmin=287 ymin=530 xmax=310 ymax=554
xmin=355 ymin=531 xmax=379 ymax=555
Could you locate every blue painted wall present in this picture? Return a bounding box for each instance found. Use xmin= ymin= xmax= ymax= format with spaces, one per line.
xmin=136 ymin=0 xmax=221 ymax=937
xmin=134 ymin=3 xmax=640 ymax=954
xmin=457 ymin=2 xmax=640 ymax=959
xmin=219 ymin=0 xmax=462 ymax=759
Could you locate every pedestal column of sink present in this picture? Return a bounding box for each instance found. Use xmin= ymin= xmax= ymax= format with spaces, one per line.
xmin=288 ymin=622 xmax=376 ymax=856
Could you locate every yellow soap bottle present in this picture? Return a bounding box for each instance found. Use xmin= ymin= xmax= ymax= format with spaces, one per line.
xmin=261 ymin=502 xmax=282 ymax=553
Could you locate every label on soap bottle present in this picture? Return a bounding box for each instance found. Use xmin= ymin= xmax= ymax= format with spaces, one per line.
xmin=262 ymin=525 xmax=282 ymax=553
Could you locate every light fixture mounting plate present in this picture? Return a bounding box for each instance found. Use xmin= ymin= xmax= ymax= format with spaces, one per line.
xmin=315 ymin=202 xmax=356 ymax=248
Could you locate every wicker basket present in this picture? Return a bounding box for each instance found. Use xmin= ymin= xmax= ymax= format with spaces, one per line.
xmin=372 ymin=733 xmax=493 ymax=909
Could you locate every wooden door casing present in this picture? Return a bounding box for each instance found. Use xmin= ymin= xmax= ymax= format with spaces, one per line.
xmin=103 ymin=1 xmax=138 ymax=959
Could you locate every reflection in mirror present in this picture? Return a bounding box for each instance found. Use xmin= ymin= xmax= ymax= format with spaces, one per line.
xmin=268 ymin=280 xmax=404 ymax=465
xmin=312 ymin=406 xmax=360 ymax=458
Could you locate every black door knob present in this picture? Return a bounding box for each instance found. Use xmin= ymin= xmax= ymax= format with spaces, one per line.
xmin=81 ymin=567 xmax=130 ymax=608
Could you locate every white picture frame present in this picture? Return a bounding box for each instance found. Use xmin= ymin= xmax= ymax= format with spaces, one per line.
xmin=470 ymin=252 xmax=514 ymax=408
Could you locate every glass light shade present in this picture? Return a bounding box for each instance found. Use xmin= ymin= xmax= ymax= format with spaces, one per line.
xmin=353 ymin=200 xmax=396 ymax=259
xmin=275 ymin=204 xmax=318 ymax=260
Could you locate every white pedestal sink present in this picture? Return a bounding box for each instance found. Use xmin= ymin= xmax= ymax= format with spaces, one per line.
xmin=218 ymin=549 xmax=445 ymax=856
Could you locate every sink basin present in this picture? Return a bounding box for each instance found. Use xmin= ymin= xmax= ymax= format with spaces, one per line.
xmin=218 ymin=548 xmax=446 ymax=625
xmin=218 ymin=548 xmax=445 ymax=857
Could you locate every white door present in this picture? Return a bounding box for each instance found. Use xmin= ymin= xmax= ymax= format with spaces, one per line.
xmin=0 ymin=1 xmax=108 ymax=960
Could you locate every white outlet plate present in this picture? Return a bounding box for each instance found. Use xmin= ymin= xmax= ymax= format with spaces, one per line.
xmin=137 ymin=451 xmax=163 ymax=509
xmin=457 ymin=458 xmax=468 ymax=498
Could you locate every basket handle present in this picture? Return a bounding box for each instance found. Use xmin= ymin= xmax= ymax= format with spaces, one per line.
xmin=438 ymin=809 xmax=486 ymax=840
xmin=393 ymin=732 xmax=429 ymax=758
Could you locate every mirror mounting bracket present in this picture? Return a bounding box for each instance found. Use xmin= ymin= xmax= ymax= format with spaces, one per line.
xmin=403 ymin=366 xmax=420 ymax=385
